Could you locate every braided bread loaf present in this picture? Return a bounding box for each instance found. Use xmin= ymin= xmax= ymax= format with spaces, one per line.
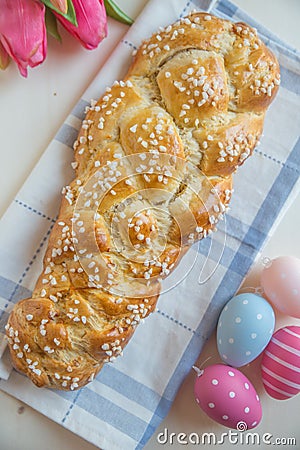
xmin=6 ymin=12 xmax=280 ymax=390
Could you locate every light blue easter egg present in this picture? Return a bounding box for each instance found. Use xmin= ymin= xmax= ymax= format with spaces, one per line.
xmin=217 ymin=293 xmax=275 ymax=367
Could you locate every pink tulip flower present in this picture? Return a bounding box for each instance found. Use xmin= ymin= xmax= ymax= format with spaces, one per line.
xmin=0 ymin=0 xmax=47 ymax=77
xmin=54 ymin=0 xmax=107 ymax=50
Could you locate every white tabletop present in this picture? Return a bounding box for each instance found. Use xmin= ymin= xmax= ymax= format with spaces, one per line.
xmin=0 ymin=1 xmax=300 ymax=449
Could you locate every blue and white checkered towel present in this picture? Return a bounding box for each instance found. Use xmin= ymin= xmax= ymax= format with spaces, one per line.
xmin=0 ymin=0 xmax=300 ymax=449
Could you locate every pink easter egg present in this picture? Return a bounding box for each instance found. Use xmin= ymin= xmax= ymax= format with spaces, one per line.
xmin=261 ymin=256 xmax=300 ymax=318
xmin=261 ymin=325 xmax=300 ymax=400
xmin=194 ymin=364 xmax=262 ymax=429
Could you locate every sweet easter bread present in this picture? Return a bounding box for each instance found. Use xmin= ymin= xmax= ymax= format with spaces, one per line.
xmin=6 ymin=12 xmax=280 ymax=390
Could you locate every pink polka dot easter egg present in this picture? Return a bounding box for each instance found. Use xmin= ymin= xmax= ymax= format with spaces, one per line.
xmin=261 ymin=325 xmax=300 ymax=400
xmin=194 ymin=364 xmax=262 ymax=429
xmin=261 ymin=256 xmax=300 ymax=318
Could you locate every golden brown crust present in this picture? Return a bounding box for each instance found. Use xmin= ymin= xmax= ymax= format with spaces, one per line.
xmin=6 ymin=12 xmax=279 ymax=390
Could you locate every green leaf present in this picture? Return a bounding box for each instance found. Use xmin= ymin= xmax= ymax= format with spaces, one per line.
xmin=45 ymin=7 xmax=62 ymax=43
xmin=104 ymin=0 xmax=134 ymax=26
xmin=0 ymin=41 xmax=10 ymax=71
xmin=40 ymin=0 xmax=78 ymax=26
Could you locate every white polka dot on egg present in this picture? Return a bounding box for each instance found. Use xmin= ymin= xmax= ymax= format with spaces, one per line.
xmin=196 ymin=398 xmax=200 ymax=403
xmin=244 ymin=383 xmax=249 ymax=390
xmin=229 ymin=338 xmax=234 ymax=344
xmin=229 ymin=391 xmax=236 ymax=398
xmin=251 ymin=333 xmax=257 ymax=339
xmin=208 ymin=403 xmax=215 ymax=408
xmin=257 ymin=314 xmax=262 ymax=320
xmin=252 ymin=421 xmax=257 ymax=426
xmin=228 ymin=371 xmax=235 ymax=377
xmin=235 ymin=317 xmax=241 ymax=323
xmin=222 ymin=415 xmax=229 ymax=420
xmin=244 ymin=407 xmax=250 ymax=413
xmin=243 ymin=300 xmax=248 ymax=305
xmin=246 ymin=351 xmax=251 ymax=356
xmin=212 ymin=379 xmax=219 ymax=385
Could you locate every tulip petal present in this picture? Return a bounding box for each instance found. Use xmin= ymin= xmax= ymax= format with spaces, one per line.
xmin=0 ymin=0 xmax=47 ymax=77
xmin=55 ymin=0 xmax=107 ymax=50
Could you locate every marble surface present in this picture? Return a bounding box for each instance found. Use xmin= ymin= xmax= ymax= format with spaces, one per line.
xmin=0 ymin=1 xmax=299 ymax=449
